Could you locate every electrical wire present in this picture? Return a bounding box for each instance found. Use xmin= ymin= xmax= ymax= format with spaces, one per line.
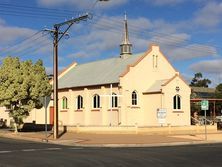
xmin=93 ymin=15 xmax=221 ymax=52
xmin=88 ymin=19 xmax=217 ymax=55
xmin=0 ymin=31 xmax=50 ymax=56
xmin=0 ymin=3 xmax=219 ymax=59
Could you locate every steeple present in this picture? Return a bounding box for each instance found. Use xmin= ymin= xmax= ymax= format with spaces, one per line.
xmin=120 ymin=13 xmax=132 ymax=58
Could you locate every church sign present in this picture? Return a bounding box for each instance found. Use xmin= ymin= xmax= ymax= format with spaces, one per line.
xmin=157 ymin=108 xmax=167 ymax=124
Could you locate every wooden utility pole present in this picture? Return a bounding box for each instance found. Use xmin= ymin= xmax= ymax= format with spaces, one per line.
xmin=45 ymin=0 xmax=110 ymax=140
xmin=45 ymin=14 xmax=90 ymax=139
xmin=53 ymin=26 xmax=59 ymax=139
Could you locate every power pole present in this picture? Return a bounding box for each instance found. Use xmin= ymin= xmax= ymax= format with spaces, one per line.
xmin=45 ymin=14 xmax=90 ymax=139
xmin=53 ymin=26 xmax=59 ymax=140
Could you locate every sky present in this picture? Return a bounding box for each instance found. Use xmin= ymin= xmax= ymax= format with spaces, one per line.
xmin=0 ymin=0 xmax=222 ymax=86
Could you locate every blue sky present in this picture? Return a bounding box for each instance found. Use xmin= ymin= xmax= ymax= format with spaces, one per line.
xmin=0 ymin=0 xmax=222 ymax=86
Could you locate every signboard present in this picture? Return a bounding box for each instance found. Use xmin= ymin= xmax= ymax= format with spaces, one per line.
xmin=157 ymin=108 xmax=167 ymax=124
xmin=201 ymin=100 xmax=209 ymax=110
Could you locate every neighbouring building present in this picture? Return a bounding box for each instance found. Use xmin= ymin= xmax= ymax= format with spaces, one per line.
xmin=190 ymin=87 xmax=222 ymax=124
xmin=0 ymin=15 xmax=191 ymax=127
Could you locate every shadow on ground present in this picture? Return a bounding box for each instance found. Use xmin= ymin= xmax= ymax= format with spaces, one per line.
xmin=19 ymin=123 xmax=53 ymax=132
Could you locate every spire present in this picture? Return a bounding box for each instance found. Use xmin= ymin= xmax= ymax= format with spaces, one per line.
xmin=120 ymin=13 xmax=132 ymax=58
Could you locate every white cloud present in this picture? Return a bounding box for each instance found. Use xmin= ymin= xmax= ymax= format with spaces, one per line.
xmin=146 ymin=31 xmax=218 ymax=61
xmin=45 ymin=66 xmax=66 ymax=75
xmin=151 ymin=33 xmax=190 ymax=46
xmin=0 ymin=18 xmax=52 ymax=65
xmin=45 ymin=66 xmax=53 ymax=75
xmin=189 ymin=60 xmax=222 ymax=86
xmin=143 ymin=0 xmax=185 ymax=6
xmin=62 ymin=14 xmax=218 ymax=62
xmin=166 ymin=44 xmax=217 ymax=61
xmin=190 ymin=59 xmax=222 ymax=74
xmin=37 ymin=0 xmax=127 ymax=10
xmin=0 ymin=25 xmax=36 ymax=47
xmin=64 ymin=15 xmax=152 ymax=58
xmin=194 ymin=1 xmax=222 ymax=27
xmin=181 ymin=73 xmax=192 ymax=84
xmin=67 ymin=52 xmax=89 ymax=59
xmin=0 ymin=18 xmax=6 ymax=25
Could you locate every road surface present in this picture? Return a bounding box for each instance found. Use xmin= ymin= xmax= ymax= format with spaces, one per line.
xmin=0 ymin=137 xmax=221 ymax=166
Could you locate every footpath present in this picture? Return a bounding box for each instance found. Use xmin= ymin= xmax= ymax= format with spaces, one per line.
xmin=1 ymin=129 xmax=222 ymax=147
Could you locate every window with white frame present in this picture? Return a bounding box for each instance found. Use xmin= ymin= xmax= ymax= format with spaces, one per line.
xmin=132 ymin=91 xmax=138 ymax=106
xmin=173 ymin=95 xmax=181 ymax=110
xmin=93 ymin=94 xmax=100 ymax=108
xmin=112 ymin=93 xmax=118 ymax=108
xmin=62 ymin=97 xmax=68 ymax=109
xmin=77 ymin=95 xmax=83 ymax=110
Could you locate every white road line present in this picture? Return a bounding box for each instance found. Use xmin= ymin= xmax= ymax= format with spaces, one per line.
xmin=22 ymin=149 xmax=37 ymax=152
xmin=69 ymin=147 xmax=84 ymax=150
xmin=0 ymin=151 xmax=12 ymax=154
xmin=46 ymin=148 xmax=62 ymax=151
xmin=22 ymin=148 xmax=62 ymax=152
xmin=0 ymin=147 xmax=62 ymax=154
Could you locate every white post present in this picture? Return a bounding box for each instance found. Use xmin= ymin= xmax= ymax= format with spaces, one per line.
xmin=44 ymin=96 xmax=48 ymax=142
xmin=110 ymin=84 xmax=112 ymax=125
xmin=205 ymin=109 xmax=207 ymax=140
xmin=100 ymin=84 xmax=122 ymax=126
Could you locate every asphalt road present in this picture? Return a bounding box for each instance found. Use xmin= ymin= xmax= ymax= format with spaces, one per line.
xmin=0 ymin=137 xmax=222 ymax=167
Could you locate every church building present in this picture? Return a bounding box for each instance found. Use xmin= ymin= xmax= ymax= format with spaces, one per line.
xmin=0 ymin=15 xmax=191 ymax=127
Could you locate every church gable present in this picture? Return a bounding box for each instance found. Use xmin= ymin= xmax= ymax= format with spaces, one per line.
xmin=119 ymin=44 xmax=178 ymax=91
xmin=162 ymin=74 xmax=190 ymax=94
xmin=120 ymin=44 xmax=177 ymax=78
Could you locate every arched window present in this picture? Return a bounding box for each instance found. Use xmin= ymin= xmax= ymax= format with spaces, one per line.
xmin=93 ymin=94 xmax=100 ymax=108
xmin=77 ymin=95 xmax=83 ymax=110
xmin=173 ymin=95 xmax=181 ymax=110
xmin=112 ymin=93 xmax=118 ymax=108
xmin=62 ymin=97 xmax=68 ymax=109
xmin=132 ymin=91 xmax=138 ymax=106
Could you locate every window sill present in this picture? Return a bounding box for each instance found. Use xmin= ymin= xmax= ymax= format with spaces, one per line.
xmin=75 ymin=109 xmax=83 ymax=112
xmin=108 ymin=108 xmax=119 ymax=111
xmin=173 ymin=110 xmax=184 ymax=113
xmin=91 ymin=109 xmax=100 ymax=112
xmin=131 ymin=106 xmax=140 ymax=109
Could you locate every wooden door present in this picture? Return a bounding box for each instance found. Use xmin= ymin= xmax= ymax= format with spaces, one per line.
xmin=50 ymin=106 xmax=54 ymax=125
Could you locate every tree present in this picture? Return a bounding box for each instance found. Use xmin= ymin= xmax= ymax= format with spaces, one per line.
xmin=190 ymin=72 xmax=211 ymax=87
xmin=215 ymin=83 xmax=222 ymax=98
xmin=213 ymin=83 xmax=222 ymax=115
xmin=0 ymin=57 xmax=51 ymax=133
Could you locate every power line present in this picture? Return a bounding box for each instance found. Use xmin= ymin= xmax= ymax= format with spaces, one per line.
xmin=0 ymin=9 xmax=68 ymax=18
xmin=0 ymin=32 xmax=51 ymax=57
xmin=0 ymin=3 xmax=84 ymax=21
xmin=0 ymin=30 xmax=42 ymax=53
xmin=93 ymin=15 xmax=221 ymax=52
xmin=0 ymin=11 xmax=69 ymax=21
xmin=74 ymin=20 xmax=215 ymax=56
xmin=0 ymin=2 xmax=219 ymax=58
xmin=14 ymin=40 xmax=52 ymax=58
xmin=0 ymin=2 xmax=81 ymax=14
xmin=88 ymin=17 xmax=218 ymax=55
xmin=0 ymin=2 xmax=220 ymax=53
